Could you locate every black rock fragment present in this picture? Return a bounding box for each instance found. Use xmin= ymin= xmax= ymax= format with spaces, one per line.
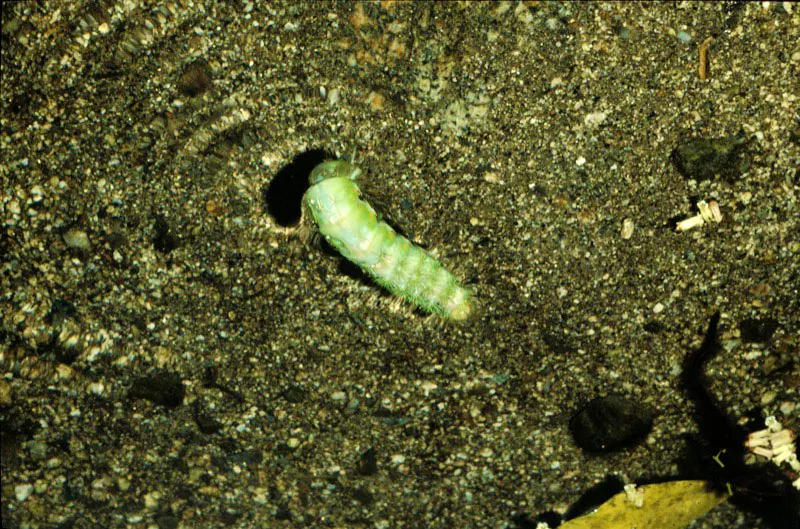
xmin=739 ymin=317 xmax=779 ymax=343
xmin=177 ymin=59 xmax=212 ymax=97
xmin=281 ymin=385 xmax=306 ymax=403
xmin=358 ymin=446 xmax=378 ymax=476
xmin=569 ymin=395 xmax=653 ymax=452
xmin=129 ymin=372 xmax=185 ymax=408
xmin=152 ymin=214 xmax=180 ymax=253
xmin=671 ymin=132 xmax=750 ymax=181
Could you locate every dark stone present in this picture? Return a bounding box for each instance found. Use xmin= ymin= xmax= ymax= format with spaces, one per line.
xmin=274 ymin=505 xmax=292 ymax=520
xmin=128 ymin=372 xmax=185 ymax=408
xmin=358 ymin=447 xmax=378 ymax=476
xmin=569 ymin=395 xmax=653 ymax=452
xmin=739 ymin=317 xmax=779 ymax=343
xmin=106 ymin=231 xmax=126 ymax=249
xmin=281 ymin=385 xmax=306 ymax=403
xmin=643 ymin=320 xmax=666 ymax=333
xmin=671 ymin=132 xmax=750 ymax=181
xmin=46 ymin=298 xmax=79 ymax=325
xmin=152 ymin=214 xmax=180 ymax=253
xmin=273 ymin=442 xmax=293 ymax=456
xmin=228 ymin=449 xmax=263 ymax=466
xmin=177 ymin=60 xmax=212 ymax=97
xmin=194 ymin=410 xmax=222 ymax=434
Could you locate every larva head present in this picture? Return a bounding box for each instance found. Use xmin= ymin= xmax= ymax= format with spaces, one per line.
xmin=309 ymin=160 xmax=362 ymax=185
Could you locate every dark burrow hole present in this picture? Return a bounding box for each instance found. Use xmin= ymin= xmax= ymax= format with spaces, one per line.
xmin=264 ymin=149 xmax=328 ymax=227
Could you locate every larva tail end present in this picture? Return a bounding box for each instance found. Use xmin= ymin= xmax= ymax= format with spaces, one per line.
xmin=446 ymin=289 xmax=476 ymax=323
xmin=449 ymin=304 xmax=472 ymax=322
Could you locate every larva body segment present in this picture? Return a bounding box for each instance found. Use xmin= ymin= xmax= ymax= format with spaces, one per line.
xmin=304 ymin=160 xmax=472 ymax=321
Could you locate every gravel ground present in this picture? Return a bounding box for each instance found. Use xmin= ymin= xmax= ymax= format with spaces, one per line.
xmin=1 ymin=2 xmax=798 ymax=528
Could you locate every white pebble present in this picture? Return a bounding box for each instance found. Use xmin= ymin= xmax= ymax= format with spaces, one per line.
xmin=15 ymin=484 xmax=33 ymax=502
xmin=584 ymin=111 xmax=608 ymax=128
xmin=63 ymin=229 xmax=91 ymax=250
xmin=621 ymin=218 xmax=635 ymax=239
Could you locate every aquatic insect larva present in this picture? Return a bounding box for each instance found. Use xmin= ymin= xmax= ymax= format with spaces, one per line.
xmin=303 ymin=160 xmax=472 ymax=321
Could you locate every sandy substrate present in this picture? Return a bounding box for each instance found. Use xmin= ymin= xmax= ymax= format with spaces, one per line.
xmin=2 ymin=2 xmax=798 ymax=528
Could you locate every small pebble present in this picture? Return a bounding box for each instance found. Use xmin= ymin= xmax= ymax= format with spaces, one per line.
xmin=779 ymin=401 xmax=796 ymax=416
xmin=0 ymin=379 xmax=12 ymax=406
xmin=63 ymin=229 xmax=91 ymax=250
xmin=621 ymin=218 xmax=635 ymax=239
xmin=15 ymin=484 xmax=33 ymax=502
xmin=760 ymin=390 xmax=777 ymax=406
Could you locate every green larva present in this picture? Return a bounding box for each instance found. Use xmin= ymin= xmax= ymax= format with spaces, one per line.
xmin=304 ymin=160 xmax=472 ymax=321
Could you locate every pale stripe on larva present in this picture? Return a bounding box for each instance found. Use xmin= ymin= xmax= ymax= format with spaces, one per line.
xmin=303 ymin=160 xmax=472 ymax=321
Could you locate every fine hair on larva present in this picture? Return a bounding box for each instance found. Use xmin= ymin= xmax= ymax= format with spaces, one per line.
xmin=303 ymin=159 xmax=472 ymax=321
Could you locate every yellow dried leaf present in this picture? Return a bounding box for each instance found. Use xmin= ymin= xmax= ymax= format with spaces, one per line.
xmin=560 ymin=480 xmax=729 ymax=529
